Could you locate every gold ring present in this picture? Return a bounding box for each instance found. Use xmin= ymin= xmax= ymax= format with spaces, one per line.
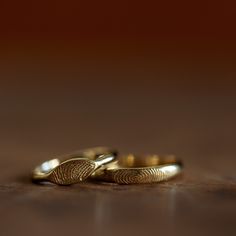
xmin=93 ymin=154 xmax=182 ymax=184
xmin=32 ymin=147 xmax=117 ymax=185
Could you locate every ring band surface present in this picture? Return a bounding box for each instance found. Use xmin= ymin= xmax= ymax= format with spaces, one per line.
xmin=94 ymin=154 xmax=182 ymax=184
xmin=32 ymin=147 xmax=117 ymax=185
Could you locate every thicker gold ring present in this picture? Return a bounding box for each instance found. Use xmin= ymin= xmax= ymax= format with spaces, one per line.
xmin=32 ymin=147 xmax=117 ymax=185
xmin=93 ymin=154 xmax=182 ymax=184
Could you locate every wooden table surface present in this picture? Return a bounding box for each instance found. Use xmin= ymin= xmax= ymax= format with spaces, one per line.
xmin=0 ymin=56 xmax=236 ymax=236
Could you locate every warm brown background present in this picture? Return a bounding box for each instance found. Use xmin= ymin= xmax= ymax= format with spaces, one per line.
xmin=0 ymin=1 xmax=236 ymax=236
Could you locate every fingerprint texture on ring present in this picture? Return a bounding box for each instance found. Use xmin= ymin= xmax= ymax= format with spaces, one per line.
xmin=111 ymin=167 xmax=177 ymax=184
xmin=48 ymin=160 xmax=96 ymax=185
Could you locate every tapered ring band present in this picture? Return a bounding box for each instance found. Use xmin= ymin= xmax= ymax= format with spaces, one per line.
xmin=93 ymin=154 xmax=182 ymax=184
xmin=32 ymin=147 xmax=117 ymax=185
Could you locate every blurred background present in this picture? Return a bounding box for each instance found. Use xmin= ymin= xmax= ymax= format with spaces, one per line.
xmin=0 ymin=0 xmax=236 ymax=179
xmin=1 ymin=2 xmax=236 ymax=236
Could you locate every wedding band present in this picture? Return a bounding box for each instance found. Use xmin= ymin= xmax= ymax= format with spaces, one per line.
xmin=32 ymin=147 xmax=117 ymax=185
xmin=93 ymin=154 xmax=182 ymax=184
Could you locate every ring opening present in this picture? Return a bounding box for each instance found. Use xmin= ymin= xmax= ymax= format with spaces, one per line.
xmin=34 ymin=159 xmax=60 ymax=175
xmin=117 ymin=154 xmax=180 ymax=168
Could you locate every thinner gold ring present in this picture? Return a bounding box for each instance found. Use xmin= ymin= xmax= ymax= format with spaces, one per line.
xmin=32 ymin=147 xmax=117 ymax=185
xmin=93 ymin=154 xmax=182 ymax=184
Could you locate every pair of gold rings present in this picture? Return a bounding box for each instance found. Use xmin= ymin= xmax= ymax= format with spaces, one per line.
xmin=32 ymin=147 xmax=182 ymax=185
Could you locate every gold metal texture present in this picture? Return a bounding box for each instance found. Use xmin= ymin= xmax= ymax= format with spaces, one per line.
xmin=32 ymin=147 xmax=117 ymax=185
xmin=93 ymin=154 xmax=182 ymax=184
